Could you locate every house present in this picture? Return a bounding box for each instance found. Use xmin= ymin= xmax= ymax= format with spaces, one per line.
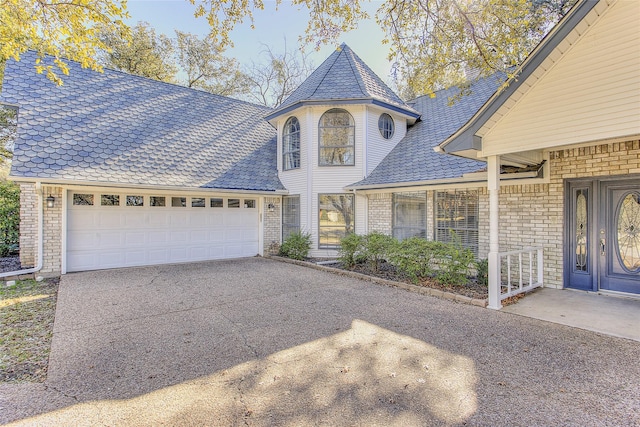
xmin=1 ymin=0 xmax=638 ymax=307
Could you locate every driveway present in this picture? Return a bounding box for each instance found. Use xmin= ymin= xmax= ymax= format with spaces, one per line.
xmin=1 ymin=257 xmax=639 ymax=426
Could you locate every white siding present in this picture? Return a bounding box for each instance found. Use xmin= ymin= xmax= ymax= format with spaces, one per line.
xmin=365 ymin=106 xmax=407 ymax=176
xmin=481 ymin=0 xmax=640 ymax=156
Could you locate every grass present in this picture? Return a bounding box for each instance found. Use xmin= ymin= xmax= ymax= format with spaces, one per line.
xmin=0 ymin=278 xmax=59 ymax=382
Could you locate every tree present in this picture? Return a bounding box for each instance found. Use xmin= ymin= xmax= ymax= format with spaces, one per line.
xmin=244 ymin=42 xmax=313 ymax=107
xmin=1 ymin=0 xmax=130 ymax=84
xmin=98 ymin=22 xmax=178 ymax=83
xmin=190 ymin=0 xmax=577 ymax=96
xmin=175 ymin=31 xmax=250 ymax=97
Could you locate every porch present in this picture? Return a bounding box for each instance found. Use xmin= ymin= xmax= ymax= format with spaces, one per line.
xmin=502 ymin=287 xmax=640 ymax=342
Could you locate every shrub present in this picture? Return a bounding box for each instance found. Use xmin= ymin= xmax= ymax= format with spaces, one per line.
xmin=387 ymin=238 xmax=447 ymax=282
xmin=475 ymin=258 xmax=489 ymax=286
xmin=435 ymin=244 xmax=475 ymax=286
xmin=362 ymin=232 xmax=395 ymax=272
xmin=279 ymin=231 xmax=312 ymax=261
xmin=338 ymin=233 xmax=365 ymax=268
xmin=0 ymin=180 xmax=19 ymax=257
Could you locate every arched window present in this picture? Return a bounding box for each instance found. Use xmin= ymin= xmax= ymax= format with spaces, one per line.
xmin=318 ymin=109 xmax=355 ymax=166
xmin=378 ymin=113 xmax=395 ymax=139
xmin=282 ymin=117 xmax=300 ymax=170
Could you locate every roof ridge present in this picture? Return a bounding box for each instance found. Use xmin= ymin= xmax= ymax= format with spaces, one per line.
xmin=17 ymin=50 xmax=271 ymax=112
xmin=342 ymin=45 xmax=367 ymax=97
xmin=308 ymin=45 xmax=345 ymax=99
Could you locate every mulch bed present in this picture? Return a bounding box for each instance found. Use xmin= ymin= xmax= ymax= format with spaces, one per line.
xmin=0 ymin=255 xmax=24 ymax=274
xmin=309 ymin=259 xmax=488 ymax=300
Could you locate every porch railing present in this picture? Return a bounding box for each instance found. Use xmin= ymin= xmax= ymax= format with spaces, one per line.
xmin=499 ymin=247 xmax=544 ymax=300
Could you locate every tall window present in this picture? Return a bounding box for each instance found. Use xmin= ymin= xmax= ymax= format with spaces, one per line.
xmin=319 ymin=194 xmax=354 ymax=248
xmin=393 ymin=192 xmax=427 ymax=240
xmin=435 ymin=190 xmax=479 ymax=255
xmin=318 ymin=109 xmax=355 ymax=166
xmin=282 ymin=117 xmax=300 ymax=170
xmin=282 ymin=195 xmax=300 ymax=240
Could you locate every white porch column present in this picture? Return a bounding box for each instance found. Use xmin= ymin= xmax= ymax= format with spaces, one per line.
xmin=487 ymin=155 xmax=502 ymax=310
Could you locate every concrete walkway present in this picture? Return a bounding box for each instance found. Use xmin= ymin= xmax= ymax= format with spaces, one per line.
xmin=1 ymin=258 xmax=639 ymax=426
xmin=502 ymin=287 xmax=640 ymax=342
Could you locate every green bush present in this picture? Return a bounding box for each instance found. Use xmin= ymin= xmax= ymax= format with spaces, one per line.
xmin=387 ymin=238 xmax=447 ymax=282
xmin=362 ymin=232 xmax=394 ymax=272
xmin=0 ymin=180 xmax=19 ymax=257
xmin=475 ymin=258 xmax=489 ymax=286
xmin=279 ymin=230 xmax=312 ymax=261
xmin=435 ymin=243 xmax=475 ymax=286
xmin=338 ymin=233 xmax=365 ymax=268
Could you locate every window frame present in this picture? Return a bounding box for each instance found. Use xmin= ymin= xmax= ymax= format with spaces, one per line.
xmin=392 ymin=192 xmax=427 ymax=241
xmin=434 ymin=189 xmax=479 ymax=255
xmin=318 ymin=193 xmax=355 ymax=249
xmin=282 ymin=195 xmax=301 ymax=240
xmin=282 ymin=116 xmax=301 ymax=171
xmin=378 ymin=113 xmax=395 ymax=139
xmin=318 ymin=108 xmax=355 ymax=167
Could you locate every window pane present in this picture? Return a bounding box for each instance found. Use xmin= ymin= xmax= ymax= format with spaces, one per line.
xmin=378 ymin=113 xmax=395 ymax=139
xmin=575 ymin=189 xmax=588 ymax=272
xmin=126 ymin=195 xmax=144 ymax=206
xmin=150 ymin=196 xmax=166 ymax=207
xmin=283 ymin=117 xmax=301 ymax=170
xmin=101 ymin=194 xmax=119 ymax=206
xmin=228 ymin=199 xmax=240 ymax=208
xmin=282 ymin=195 xmax=300 ymax=239
xmin=172 ymin=197 xmax=186 ymax=207
xmin=435 ymin=190 xmax=478 ymax=255
xmin=192 ymin=197 xmax=205 ymax=207
xmin=73 ymin=194 xmax=94 ymax=206
xmin=210 ymin=198 xmax=223 ymax=208
xmin=319 ymin=109 xmax=354 ymax=166
xmin=393 ymin=192 xmax=426 ymax=240
xmin=244 ymin=199 xmax=256 ymax=208
xmin=319 ymin=194 xmax=354 ymax=248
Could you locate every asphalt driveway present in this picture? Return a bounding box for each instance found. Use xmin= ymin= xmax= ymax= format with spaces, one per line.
xmin=1 ymin=257 xmax=639 ymax=426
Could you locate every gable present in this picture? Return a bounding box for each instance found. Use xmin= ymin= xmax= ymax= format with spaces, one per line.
xmin=480 ymin=0 xmax=640 ymax=156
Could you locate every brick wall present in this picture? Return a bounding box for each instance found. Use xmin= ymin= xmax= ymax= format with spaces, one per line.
xmin=18 ymin=183 xmax=37 ymax=268
xmin=41 ymin=185 xmax=62 ymax=276
xmin=478 ymin=140 xmax=640 ymax=289
xmin=367 ymin=193 xmax=392 ymax=235
xmin=263 ymin=196 xmax=281 ymax=254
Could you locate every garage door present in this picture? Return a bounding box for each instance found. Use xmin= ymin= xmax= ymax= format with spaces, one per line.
xmin=66 ymin=191 xmax=260 ymax=272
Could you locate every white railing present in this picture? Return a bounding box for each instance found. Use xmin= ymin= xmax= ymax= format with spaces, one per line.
xmin=499 ymin=247 xmax=544 ymax=300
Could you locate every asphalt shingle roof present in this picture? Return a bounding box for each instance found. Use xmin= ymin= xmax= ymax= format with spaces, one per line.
xmin=350 ymin=74 xmax=505 ymax=188
xmin=268 ymin=44 xmax=419 ymax=119
xmin=0 ymin=52 xmax=284 ymax=192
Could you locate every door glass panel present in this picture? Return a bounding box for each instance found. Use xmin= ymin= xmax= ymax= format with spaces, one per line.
xmin=575 ymin=189 xmax=588 ymax=272
xmin=616 ymin=192 xmax=640 ymax=273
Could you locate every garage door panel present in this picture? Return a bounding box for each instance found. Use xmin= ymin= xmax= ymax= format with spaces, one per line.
xmin=67 ymin=192 xmax=260 ymax=272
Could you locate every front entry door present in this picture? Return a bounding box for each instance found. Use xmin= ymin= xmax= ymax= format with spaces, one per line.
xmin=599 ymin=181 xmax=640 ymax=293
xmin=566 ymin=178 xmax=640 ymax=294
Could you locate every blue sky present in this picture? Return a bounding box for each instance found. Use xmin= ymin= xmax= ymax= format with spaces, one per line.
xmin=126 ymin=0 xmax=394 ymax=84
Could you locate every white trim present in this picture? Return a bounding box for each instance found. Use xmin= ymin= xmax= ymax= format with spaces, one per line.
xmin=6 ymin=178 xmax=288 ymax=195
xmin=61 ymin=189 xmax=68 ymax=275
xmin=258 ymin=197 xmax=264 ymax=256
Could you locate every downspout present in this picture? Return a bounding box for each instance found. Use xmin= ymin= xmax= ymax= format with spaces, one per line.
xmin=1 ymin=182 xmax=44 ymax=279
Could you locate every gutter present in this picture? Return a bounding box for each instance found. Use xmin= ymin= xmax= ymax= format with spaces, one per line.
xmin=1 ymin=182 xmax=43 ymax=279
xmin=7 ymin=176 xmax=290 ymax=195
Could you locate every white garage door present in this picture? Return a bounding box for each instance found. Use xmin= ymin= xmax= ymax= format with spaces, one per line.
xmin=67 ymin=191 xmax=260 ymax=272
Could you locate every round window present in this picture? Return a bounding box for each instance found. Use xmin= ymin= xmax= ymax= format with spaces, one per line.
xmin=378 ymin=113 xmax=394 ymax=139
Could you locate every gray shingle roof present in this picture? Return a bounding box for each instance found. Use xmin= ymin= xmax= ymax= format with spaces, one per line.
xmin=350 ymin=75 xmax=505 ymax=188
xmin=266 ymin=44 xmax=419 ymax=120
xmin=1 ymin=52 xmax=284 ymax=192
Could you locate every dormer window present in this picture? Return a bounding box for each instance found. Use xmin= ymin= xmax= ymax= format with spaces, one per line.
xmin=378 ymin=113 xmax=395 ymax=139
xmin=319 ymin=108 xmax=355 ymax=166
xmin=283 ymin=117 xmax=300 ymax=170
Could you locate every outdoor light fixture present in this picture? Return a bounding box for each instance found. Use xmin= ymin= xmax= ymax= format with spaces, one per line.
xmin=46 ymin=195 xmax=55 ymax=208
xmin=267 ymin=203 xmax=275 ymax=212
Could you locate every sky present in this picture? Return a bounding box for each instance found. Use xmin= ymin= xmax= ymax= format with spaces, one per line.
xmin=126 ymin=0 xmax=395 ymax=84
